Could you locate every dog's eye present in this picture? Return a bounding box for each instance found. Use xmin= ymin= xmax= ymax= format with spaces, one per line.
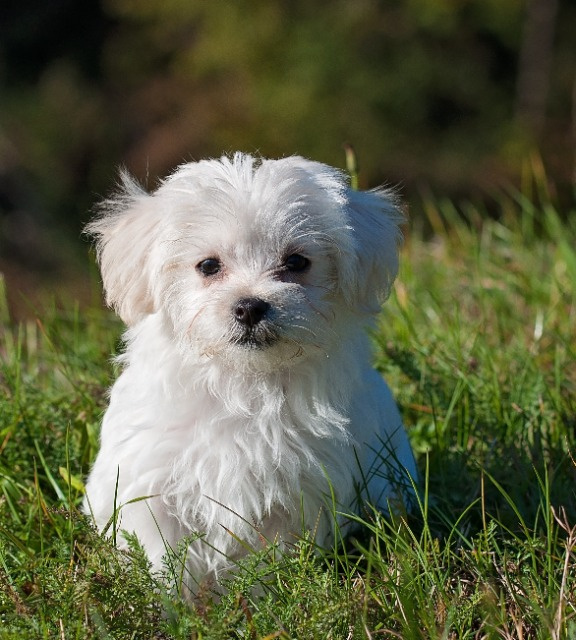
xmin=284 ymin=254 xmax=310 ymax=272
xmin=197 ymin=258 xmax=221 ymax=276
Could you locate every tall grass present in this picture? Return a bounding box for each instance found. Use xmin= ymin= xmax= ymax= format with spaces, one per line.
xmin=0 ymin=181 xmax=575 ymax=638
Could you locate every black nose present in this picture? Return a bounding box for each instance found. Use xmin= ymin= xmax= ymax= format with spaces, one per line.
xmin=233 ymin=298 xmax=271 ymax=327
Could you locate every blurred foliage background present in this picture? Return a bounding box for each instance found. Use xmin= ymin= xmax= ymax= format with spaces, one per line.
xmin=0 ymin=0 xmax=574 ymax=316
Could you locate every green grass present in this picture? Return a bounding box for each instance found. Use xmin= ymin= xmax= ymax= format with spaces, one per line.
xmin=1 ymin=182 xmax=575 ymax=638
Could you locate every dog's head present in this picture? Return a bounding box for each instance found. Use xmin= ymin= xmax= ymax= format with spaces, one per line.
xmin=87 ymin=154 xmax=403 ymax=369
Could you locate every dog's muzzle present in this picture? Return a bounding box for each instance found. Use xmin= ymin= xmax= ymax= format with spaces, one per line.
xmin=232 ymin=297 xmax=278 ymax=347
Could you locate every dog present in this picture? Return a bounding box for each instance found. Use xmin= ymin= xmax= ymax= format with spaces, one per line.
xmin=83 ymin=153 xmax=417 ymax=597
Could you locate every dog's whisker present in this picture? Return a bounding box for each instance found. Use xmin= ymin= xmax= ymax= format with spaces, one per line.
xmin=185 ymin=306 xmax=206 ymax=336
xmin=305 ymin=301 xmax=338 ymax=338
xmin=287 ymin=344 xmax=305 ymax=360
xmin=289 ymin=323 xmax=318 ymax=340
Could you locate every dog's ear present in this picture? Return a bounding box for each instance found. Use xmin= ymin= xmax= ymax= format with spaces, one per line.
xmin=343 ymin=187 xmax=404 ymax=313
xmin=86 ymin=171 xmax=161 ymax=326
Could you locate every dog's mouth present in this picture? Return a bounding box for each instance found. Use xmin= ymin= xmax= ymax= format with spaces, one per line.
xmin=232 ymin=325 xmax=280 ymax=349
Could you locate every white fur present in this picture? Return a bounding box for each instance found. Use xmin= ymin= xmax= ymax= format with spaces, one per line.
xmin=83 ymin=153 xmax=417 ymax=596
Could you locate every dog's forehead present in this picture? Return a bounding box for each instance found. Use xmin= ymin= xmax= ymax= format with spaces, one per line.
xmin=168 ymin=188 xmax=339 ymax=246
xmin=191 ymin=201 xmax=324 ymax=260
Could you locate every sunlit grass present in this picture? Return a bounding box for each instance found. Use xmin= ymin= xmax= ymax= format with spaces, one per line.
xmin=0 ymin=182 xmax=575 ymax=638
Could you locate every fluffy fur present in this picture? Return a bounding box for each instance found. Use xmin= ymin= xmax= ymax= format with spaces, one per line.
xmin=83 ymin=153 xmax=417 ymax=597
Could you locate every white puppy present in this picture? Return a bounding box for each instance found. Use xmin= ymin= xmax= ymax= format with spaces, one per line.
xmin=83 ymin=153 xmax=416 ymax=596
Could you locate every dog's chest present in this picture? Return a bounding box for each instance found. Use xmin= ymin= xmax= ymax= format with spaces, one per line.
xmin=154 ymin=394 xmax=352 ymax=529
xmin=109 ymin=359 xmax=355 ymax=534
